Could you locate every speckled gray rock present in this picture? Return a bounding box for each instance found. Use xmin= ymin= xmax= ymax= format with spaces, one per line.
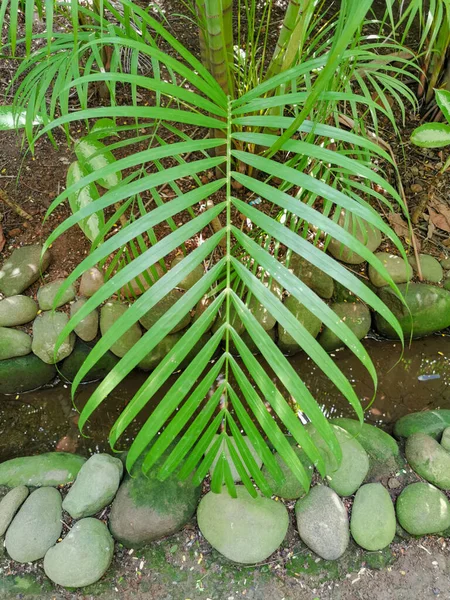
xmin=368 ymin=253 xmax=413 ymax=287
xmin=0 ymin=245 xmax=51 ymax=296
xmin=44 ymin=518 xmax=114 ymax=588
xmin=198 ymin=486 xmax=289 ymax=564
xmin=63 ymin=454 xmax=123 ymax=519
xmin=5 ymin=487 xmax=62 ymax=563
xmin=70 ymin=298 xmax=99 ymax=342
xmin=100 ymin=301 xmax=142 ymax=358
xmin=327 ymin=212 xmax=382 ymax=265
xmin=0 ymin=452 xmax=85 ymax=487
xmin=32 ymin=311 xmax=75 ymax=364
xmin=79 ymin=267 xmax=104 ymax=297
xmin=0 ymin=296 xmax=38 ymax=327
xmin=0 ymin=327 xmax=32 ymax=360
xmin=139 ymin=289 xmax=191 ymax=334
xmin=207 ymin=435 xmax=262 ymax=483
xmin=295 ymin=485 xmax=349 ymax=560
xmin=396 ymin=482 xmax=450 ymax=535
xmin=409 ymin=254 xmax=443 ymax=283
xmin=0 ymin=486 xmax=29 ymax=536
xmin=405 ymin=432 xmax=450 ymax=490
xmin=350 ymin=484 xmax=396 ymax=551
xmin=37 ymin=278 xmax=76 ymax=310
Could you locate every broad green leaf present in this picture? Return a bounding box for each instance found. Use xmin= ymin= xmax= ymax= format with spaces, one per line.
xmin=436 ymin=89 xmax=450 ymax=123
xmin=75 ymin=137 xmax=122 ymax=189
xmin=0 ymin=106 xmax=42 ymax=130
xmin=411 ymin=123 xmax=450 ymax=148
xmin=66 ymin=161 xmax=105 ymax=242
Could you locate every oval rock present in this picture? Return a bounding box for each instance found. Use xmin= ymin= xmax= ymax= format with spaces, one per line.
xmin=396 ymin=482 xmax=450 ymax=535
xmin=350 ymin=483 xmax=396 ymax=551
xmin=405 ymin=432 xmax=450 ymax=490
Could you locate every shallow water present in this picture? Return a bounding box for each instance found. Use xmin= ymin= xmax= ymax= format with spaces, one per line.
xmin=1 ymin=334 xmax=450 ymax=461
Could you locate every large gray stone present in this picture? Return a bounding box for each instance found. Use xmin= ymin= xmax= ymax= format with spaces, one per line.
xmin=207 ymin=435 xmax=262 ymax=483
xmin=109 ymin=453 xmax=201 ymax=548
xmin=396 ymin=482 xmax=450 ymax=535
xmin=70 ymin=298 xmax=99 ymax=342
xmin=295 ymin=485 xmax=349 ymax=560
xmin=100 ymin=301 xmax=142 ymax=358
xmin=5 ymin=487 xmax=62 ymax=563
xmin=409 ymin=254 xmax=443 ymax=283
xmin=32 ymin=311 xmax=75 ymax=364
xmin=37 ymin=278 xmax=76 ymax=310
xmin=198 ymin=486 xmax=289 ymax=564
xmin=394 ymin=410 xmax=450 ymax=439
xmin=0 ymin=295 xmax=37 ymax=327
xmin=79 ymin=267 xmax=103 ymax=297
xmin=318 ymin=302 xmax=371 ymax=352
xmin=374 ymin=284 xmax=450 ymax=338
xmin=0 ymin=245 xmax=51 ymax=296
xmin=63 ymin=454 xmax=123 ymax=519
xmin=44 ymin=518 xmax=114 ymax=588
xmin=327 ymin=212 xmax=382 ymax=265
xmin=139 ymin=289 xmax=191 ymax=334
xmin=0 ymin=354 xmax=56 ymax=394
xmin=368 ymin=253 xmax=413 ymax=287
xmin=350 ymin=483 xmax=396 ymax=551
xmin=0 ymin=452 xmax=85 ymax=487
xmin=278 ymin=295 xmax=322 ymax=355
xmin=405 ymin=432 xmax=450 ymax=490
xmin=306 ymin=424 xmax=369 ymax=496
xmin=0 ymin=486 xmax=29 ymax=537
xmin=0 ymin=327 xmax=32 ymax=360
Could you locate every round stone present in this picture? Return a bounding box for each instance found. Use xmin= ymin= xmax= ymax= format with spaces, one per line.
xmin=207 ymin=435 xmax=262 ymax=483
xmin=100 ymin=301 xmax=142 ymax=358
xmin=350 ymin=483 xmax=396 ymax=551
xmin=37 ymin=278 xmax=76 ymax=310
xmin=368 ymin=252 xmax=413 ymax=287
xmin=261 ymin=437 xmax=313 ymax=500
xmin=287 ymin=253 xmax=334 ymax=299
xmin=120 ymin=263 xmax=164 ymax=297
xmin=278 ymin=295 xmax=322 ymax=355
xmin=170 ymin=256 xmax=204 ymax=290
xmin=70 ymin=298 xmax=99 ymax=342
xmin=79 ymin=267 xmax=104 ymax=297
xmin=318 ymin=302 xmax=371 ymax=352
xmin=63 ymin=454 xmax=123 ymax=519
xmin=0 ymin=452 xmax=85 ymax=487
xmin=327 ymin=212 xmax=382 ymax=265
xmin=44 ymin=518 xmax=114 ymax=588
xmin=198 ymin=486 xmax=289 ymax=564
xmin=0 ymin=327 xmax=32 ymax=360
xmin=109 ymin=453 xmax=201 ymax=548
xmin=0 ymin=486 xmax=29 ymax=537
xmin=31 ymin=311 xmax=76 ymax=364
xmin=394 ymin=410 xmax=450 ymax=439
xmin=0 ymin=245 xmax=51 ymax=296
xmin=396 ymin=482 xmax=450 ymax=535
xmin=139 ymin=289 xmax=191 ymax=334
xmin=408 ymin=254 xmax=443 ymax=283
xmin=0 ymin=295 xmax=37 ymax=327
xmin=405 ymin=432 xmax=450 ymax=490
xmin=295 ymin=485 xmax=349 ymax=560
xmin=5 ymin=487 xmax=62 ymax=563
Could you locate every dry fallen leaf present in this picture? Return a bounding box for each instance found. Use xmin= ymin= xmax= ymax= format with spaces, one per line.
xmin=428 ymin=199 xmax=450 ymax=233
xmin=388 ymin=212 xmax=410 ymax=238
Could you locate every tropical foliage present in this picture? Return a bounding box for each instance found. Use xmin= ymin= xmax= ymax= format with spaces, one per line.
xmin=411 ymin=88 xmax=450 ymax=171
xmin=0 ymin=0 xmax=416 ymax=496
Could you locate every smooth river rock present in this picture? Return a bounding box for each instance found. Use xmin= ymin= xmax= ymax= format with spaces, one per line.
xmin=121 ymin=263 xmax=164 ymax=297
xmin=0 ymin=354 xmax=56 ymax=394
xmin=100 ymin=301 xmax=142 ymax=358
xmin=318 ymin=302 xmax=371 ymax=352
xmin=0 ymin=295 xmax=37 ymax=327
xmin=0 ymin=486 xmax=29 ymax=536
xmin=0 ymin=327 xmax=32 ymax=360
xmin=368 ymin=253 xmax=413 ymax=287
xmin=5 ymin=487 xmax=62 ymax=563
xmin=198 ymin=486 xmax=289 ymax=564
xmin=327 ymin=212 xmax=382 ymax=265
xmin=405 ymin=432 xmax=450 ymax=490
xmin=37 ymin=278 xmax=76 ymax=310
xmin=170 ymin=255 xmax=204 ymax=290
xmin=70 ymin=298 xmax=99 ymax=342
xmin=278 ymin=295 xmax=322 ymax=355
xmin=306 ymin=424 xmax=369 ymax=496
xmin=396 ymin=482 xmax=450 ymax=535
xmin=295 ymin=485 xmax=349 ymax=560
xmin=0 ymin=245 xmax=51 ymax=296
xmin=350 ymin=483 xmax=396 ymax=551
xmin=32 ymin=311 xmax=76 ymax=364
xmin=139 ymin=289 xmax=191 ymax=334
xmin=79 ymin=267 xmax=104 ymax=297
xmin=63 ymin=453 xmax=123 ymax=519
xmin=288 ymin=253 xmax=334 ymax=299
xmin=374 ymin=283 xmax=450 ymax=338
xmin=44 ymin=518 xmax=114 ymax=588
xmin=409 ymin=254 xmax=443 ymax=283
xmin=261 ymin=437 xmax=314 ymax=499
xmin=394 ymin=410 xmax=450 ymax=439
xmin=0 ymin=452 xmax=85 ymax=487
xmin=207 ymin=435 xmax=262 ymax=483
xmin=109 ymin=453 xmax=201 ymax=547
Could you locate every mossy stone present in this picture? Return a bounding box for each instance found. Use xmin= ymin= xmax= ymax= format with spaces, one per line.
xmin=261 ymin=436 xmax=313 ymax=499
xmin=170 ymin=255 xmax=204 ymax=290
xmin=0 ymin=486 xmax=29 ymax=537
xmin=405 ymin=432 xmax=450 ymax=490
xmin=0 ymin=452 xmax=85 ymax=487
xmin=0 ymin=353 xmax=56 ymax=394
xmin=318 ymin=302 xmax=371 ymax=352
xmin=440 ymin=427 xmax=450 ymax=451
xmin=368 ymin=253 xmax=413 ymax=287
xmin=139 ymin=289 xmax=191 ymax=333
xmin=60 ymin=339 xmax=119 ymax=383
xmin=207 ymin=435 xmax=262 ymax=483
xmin=394 ymin=410 xmax=450 ymax=439
xmin=0 ymin=244 xmax=51 ymax=296
xmin=100 ymin=301 xmax=142 ymax=358
xmin=0 ymin=327 xmax=32 ymax=360
xmin=0 ymin=295 xmax=38 ymax=327
xmin=396 ymin=482 xmax=450 ymax=535
xmin=70 ymin=298 xmax=99 ymax=342
xmin=327 ymin=212 xmax=382 ymax=265
xmin=409 ymin=254 xmax=443 ymax=283
xmin=350 ymin=483 xmax=396 ymax=551
xmin=278 ymin=295 xmax=322 ymax=355
xmin=31 ymin=311 xmax=76 ymax=364
xmin=37 ymin=278 xmax=76 ymax=310
xmin=288 ymin=253 xmax=334 ymax=299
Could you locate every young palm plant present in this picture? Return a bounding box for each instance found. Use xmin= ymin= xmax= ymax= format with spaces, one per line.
xmin=4 ymin=0 xmax=410 ymax=496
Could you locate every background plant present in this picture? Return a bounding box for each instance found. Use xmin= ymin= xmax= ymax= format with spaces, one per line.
xmin=0 ymin=0 xmax=414 ymax=496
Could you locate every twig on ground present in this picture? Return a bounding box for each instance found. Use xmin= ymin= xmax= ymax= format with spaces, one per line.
xmin=0 ymin=189 xmax=33 ymax=221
